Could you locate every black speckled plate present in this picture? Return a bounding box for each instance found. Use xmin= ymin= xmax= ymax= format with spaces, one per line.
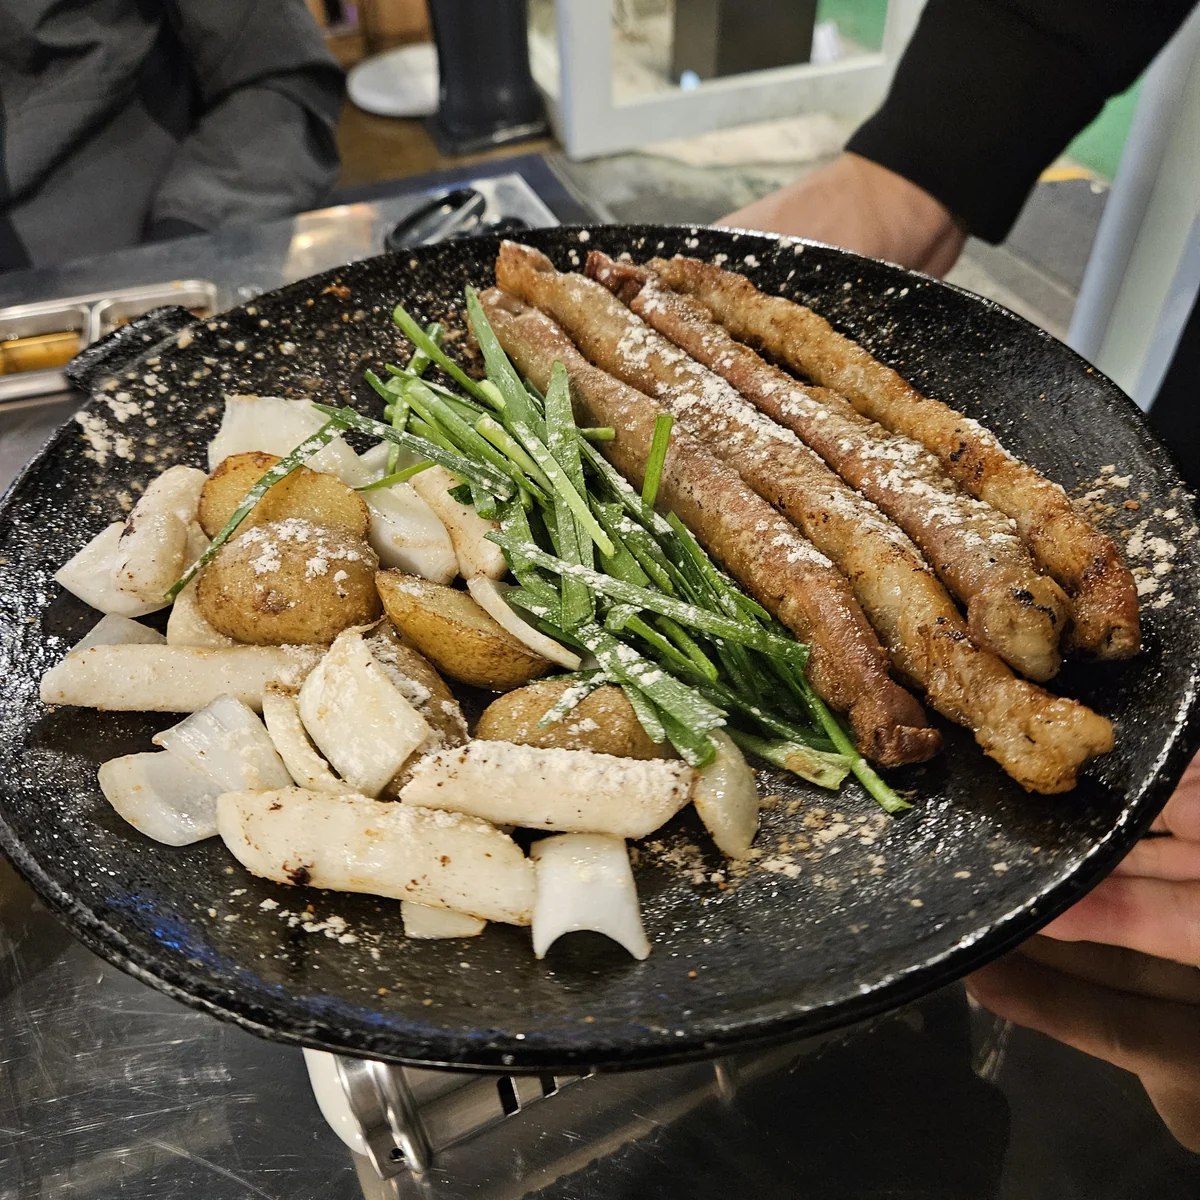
xmin=1 ymin=226 xmax=1198 ymax=1072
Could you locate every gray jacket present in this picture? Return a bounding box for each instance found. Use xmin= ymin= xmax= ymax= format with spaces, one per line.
xmin=0 ymin=0 xmax=344 ymax=271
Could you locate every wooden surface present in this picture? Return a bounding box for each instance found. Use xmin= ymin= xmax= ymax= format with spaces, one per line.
xmin=335 ymin=102 xmax=557 ymax=190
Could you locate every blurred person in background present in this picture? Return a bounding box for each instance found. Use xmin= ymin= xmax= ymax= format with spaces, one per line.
xmin=725 ymin=0 xmax=1200 ymax=973
xmin=0 ymin=0 xmax=344 ymax=272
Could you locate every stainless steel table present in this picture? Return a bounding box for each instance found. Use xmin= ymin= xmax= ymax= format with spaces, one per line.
xmin=2 ymin=168 xmax=1198 ymax=1199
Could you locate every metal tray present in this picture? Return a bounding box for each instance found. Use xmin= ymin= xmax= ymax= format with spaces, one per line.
xmin=0 ymin=281 xmax=218 ymax=404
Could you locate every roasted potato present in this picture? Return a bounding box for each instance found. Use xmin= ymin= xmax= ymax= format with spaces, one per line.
xmin=198 ymin=519 xmax=380 ymax=645
xmin=199 ymin=452 xmax=370 ymax=540
xmin=476 ymin=677 xmax=668 ymax=759
xmin=376 ymin=570 xmax=550 ymax=691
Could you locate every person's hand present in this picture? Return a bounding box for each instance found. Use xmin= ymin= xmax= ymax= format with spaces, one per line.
xmin=1041 ymin=752 xmax=1200 ymax=966
xmin=967 ymin=938 xmax=1200 ymax=1151
xmin=717 ymin=152 xmax=967 ymax=277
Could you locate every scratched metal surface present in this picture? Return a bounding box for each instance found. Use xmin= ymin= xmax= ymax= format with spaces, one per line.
xmin=6 ymin=853 xmax=1200 ymax=1200
xmin=0 ymin=859 xmax=360 ymax=1199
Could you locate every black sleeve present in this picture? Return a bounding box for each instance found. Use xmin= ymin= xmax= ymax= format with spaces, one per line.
xmin=149 ymin=0 xmax=344 ymax=233
xmin=846 ymin=0 xmax=1197 ymax=242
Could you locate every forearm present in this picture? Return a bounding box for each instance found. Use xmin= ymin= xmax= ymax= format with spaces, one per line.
xmin=719 ymin=153 xmax=965 ymax=275
xmin=150 ymin=0 xmax=343 ymax=233
xmin=149 ymin=78 xmax=341 ymax=232
xmin=721 ymin=0 xmax=1196 ymax=271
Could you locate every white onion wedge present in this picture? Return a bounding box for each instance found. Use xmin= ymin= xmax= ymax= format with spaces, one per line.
xmin=358 ymin=440 xmax=425 ymax=481
xmin=98 ymin=751 xmax=222 ymax=845
xmin=40 ymin=644 xmax=321 ymax=712
xmin=166 ymin=580 xmax=236 ymax=647
xmin=364 ymin=483 xmax=458 ymax=584
xmin=261 ymin=684 xmax=345 ymax=793
xmin=54 ymin=524 xmax=167 ymax=617
xmin=208 ymin=395 xmax=367 ymax=485
xmin=218 ymin=787 xmax=535 ymax=924
xmin=154 ymin=694 xmax=292 ymax=792
xmin=111 ymin=466 xmax=207 ymax=602
xmin=400 ymin=741 xmax=694 ymax=838
xmin=297 ymin=628 xmax=431 ymax=796
xmin=401 ymin=901 xmax=486 ymax=939
xmin=690 ymin=729 xmax=760 ymax=859
xmin=530 ymin=834 xmax=650 ymax=960
xmin=465 ymin=576 xmax=581 ymax=669
xmin=71 ymin=613 xmax=166 ymax=654
xmin=410 ymin=465 xmax=506 ymax=579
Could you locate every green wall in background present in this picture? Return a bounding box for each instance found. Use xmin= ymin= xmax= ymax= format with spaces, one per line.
xmin=1066 ymin=78 xmax=1141 ymax=180
xmin=815 ymin=0 xmax=1139 ymax=180
xmin=816 ymin=0 xmax=887 ymax=51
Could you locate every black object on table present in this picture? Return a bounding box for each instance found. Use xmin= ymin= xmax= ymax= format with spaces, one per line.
xmin=426 ymin=0 xmax=548 ymax=155
xmin=672 ymin=0 xmax=819 ymax=82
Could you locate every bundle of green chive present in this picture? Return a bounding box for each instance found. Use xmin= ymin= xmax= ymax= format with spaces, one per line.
xmin=170 ymin=288 xmax=909 ymax=814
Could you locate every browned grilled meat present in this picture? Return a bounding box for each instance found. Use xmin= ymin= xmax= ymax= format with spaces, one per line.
xmin=496 ymin=241 xmax=1114 ymax=792
xmin=588 ymin=251 xmax=1070 ymax=683
xmin=478 ymin=287 xmax=940 ymax=767
xmin=646 ymin=253 xmax=1140 ymax=661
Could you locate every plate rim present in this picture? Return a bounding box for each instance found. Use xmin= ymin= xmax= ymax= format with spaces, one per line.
xmin=1 ymin=222 xmax=1197 ymax=1071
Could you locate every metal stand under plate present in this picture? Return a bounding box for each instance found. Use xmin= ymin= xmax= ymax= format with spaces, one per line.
xmin=307 ymin=1033 xmax=844 ymax=1197
xmin=335 ymin=1058 xmax=590 ymax=1179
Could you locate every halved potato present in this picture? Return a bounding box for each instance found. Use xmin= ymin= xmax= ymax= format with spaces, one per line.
xmin=366 ymin=624 xmax=468 ymax=749
xmin=197 ymin=519 xmax=380 ymax=645
xmin=476 ymin=677 xmax=668 ymax=759
xmin=376 ymin=570 xmax=550 ymax=691
xmin=199 ymin=452 xmax=370 ymax=539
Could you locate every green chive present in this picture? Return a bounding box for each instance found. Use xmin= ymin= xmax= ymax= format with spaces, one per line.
xmin=537 ymin=672 xmax=608 ymax=728
xmin=727 ymin=729 xmax=850 ymax=790
xmin=509 ymin=421 xmax=615 ymax=558
xmin=488 ymin=534 xmax=810 ymax=669
xmin=392 ymin=302 xmax=492 ymax=405
xmin=619 ymin=683 xmax=668 ymax=745
xmin=579 ymin=438 xmax=673 ymax=538
xmin=476 ymin=417 xmax=552 ymax=490
xmin=641 ymin=412 xmax=674 ymax=507
xmin=314 ymin=404 xmax=514 ymax=498
xmin=464 ymin=287 xmax=542 ymax=429
xmin=356 ymin=460 xmax=434 ymax=491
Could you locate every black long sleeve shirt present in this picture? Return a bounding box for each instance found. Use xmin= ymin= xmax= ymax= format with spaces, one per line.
xmin=0 ymin=0 xmax=344 ymax=271
xmin=848 ymin=0 xmax=1197 ymax=243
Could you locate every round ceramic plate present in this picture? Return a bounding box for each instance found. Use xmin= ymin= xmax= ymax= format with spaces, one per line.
xmin=1 ymin=225 xmax=1197 ymax=1071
